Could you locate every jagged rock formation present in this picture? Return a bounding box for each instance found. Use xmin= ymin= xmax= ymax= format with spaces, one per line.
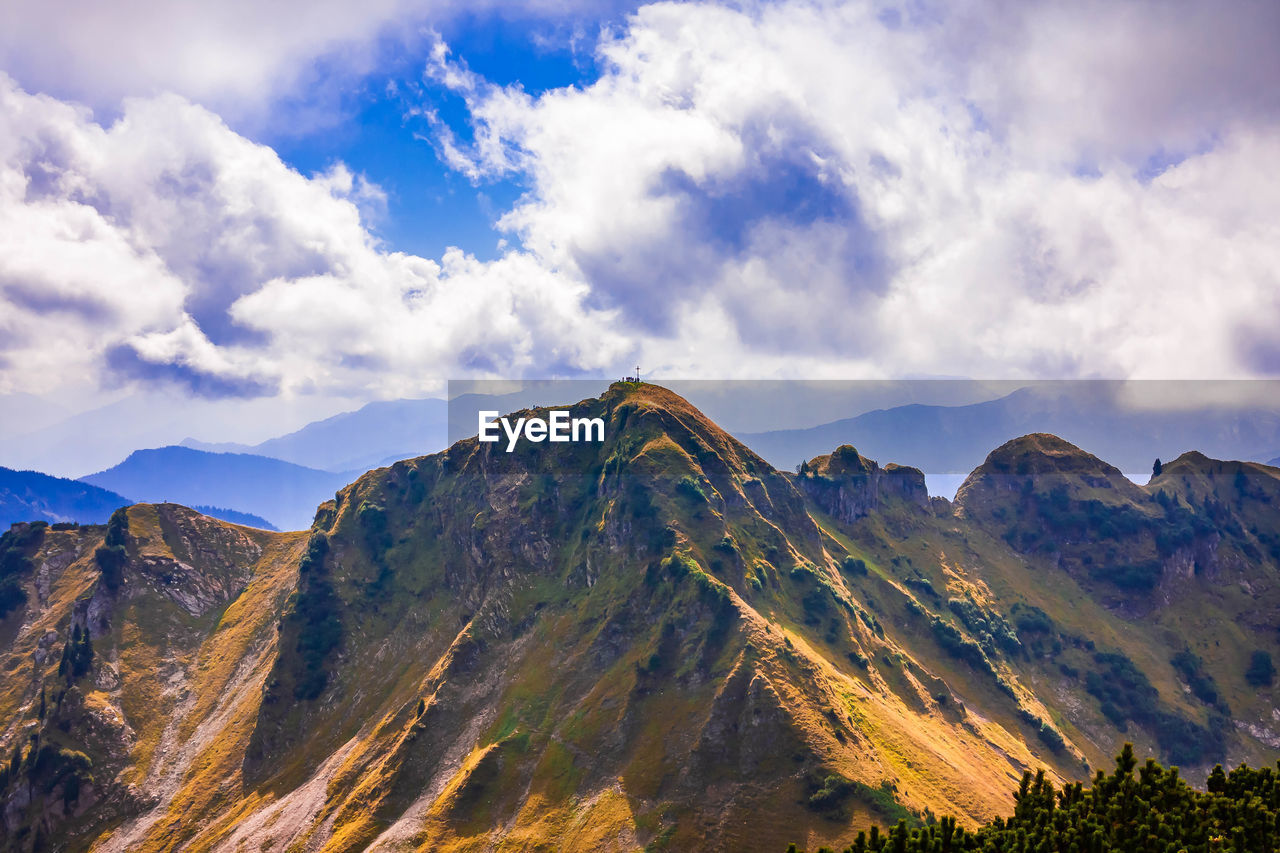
xmin=795 ymin=445 xmax=930 ymax=524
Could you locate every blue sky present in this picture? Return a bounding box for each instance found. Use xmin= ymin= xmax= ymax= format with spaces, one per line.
xmin=264 ymin=8 xmax=610 ymax=261
xmin=0 ymin=0 xmax=1278 ymax=450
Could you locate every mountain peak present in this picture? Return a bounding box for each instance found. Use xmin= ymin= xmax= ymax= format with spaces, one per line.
xmin=81 ymin=445 xmax=354 ymax=530
xmin=812 ymin=444 xmax=877 ymax=477
xmin=9 ymin=393 xmax=1280 ymax=851
xmin=980 ymin=433 xmax=1121 ymax=474
xmin=953 ymin=432 xmax=1147 ymax=524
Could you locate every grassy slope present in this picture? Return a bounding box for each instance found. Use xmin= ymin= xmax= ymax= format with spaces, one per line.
xmin=944 ymin=436 xmax=1280 ymax=774
xmin=1 ymin=388 xmax=1278 ymax=852
xmin=0 ymin=505 xmax=304 ymax=852
xmin=175 ymin=384 xmax=1064 ymax=852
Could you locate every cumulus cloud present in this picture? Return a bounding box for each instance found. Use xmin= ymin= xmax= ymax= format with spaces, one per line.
xmin=949 ymin=0 xmax=1280 ymax=166
xmin=431 ymin=0 xmax=1280 ymax=379
xmin=0 ymin=74 xmax=627 ymax=398
xmin=2 ymin=0 xmax=1278 ymax=404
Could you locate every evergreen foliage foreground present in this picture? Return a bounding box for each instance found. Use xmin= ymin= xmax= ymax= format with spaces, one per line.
xmin=786 ymin=745 xmax=1280 ymax=853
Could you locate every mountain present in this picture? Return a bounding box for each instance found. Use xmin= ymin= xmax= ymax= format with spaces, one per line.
xmin=1 ymin=383 xmax=1278 ymax=851
xmin=741 ymin=384 xmax=1280 ymax=487
xmin=183 ymin=398 xmax=448 ymax=473
xmin=0 ymin=465 xmax=278 ymax=532
xmin=0 ymin=467 xmax=131 ymax=528
xmin=80 ymin=446 xmax=356 ymax=531
xmin=1 ymin=394 xmax=268 ymax=479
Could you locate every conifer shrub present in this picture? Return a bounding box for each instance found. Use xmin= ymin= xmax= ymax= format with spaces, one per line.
xmin=785 ymin=744 xmax=1280 ymax=853
xmin=0 ymin=523 xmax=47 ymax=617
xmin=1010 ymin=602 xmax=1053 ymax=636
xmin=1036 ymin=721 xmax=1066 ymax=752
xmin=929 ymin=617 xmax=997 ymax=677
xmin=842 ymin=556 xmax=868 ymax=576
xmin=356 ymin=501 xmax=391 ymax=552
xmin=58 ymin=626 xmax=94 ymax=681
xmin=676 ymin=476 xmax=709 ymax=503
xmin=1246 ymin=650 xmax=1275 ymax=687
xmin=94 ymin=508 xmax=130 ymax=591
xmin=1171 ymin=649 xmax=1225 ymax=708
xmin=290 ymin=533 xmax=341 ymax=700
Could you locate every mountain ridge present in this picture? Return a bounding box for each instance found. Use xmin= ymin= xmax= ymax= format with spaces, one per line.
xmin=1 ymin=382 xmax=1278 ymax=851
xmin=740 ymin=386 xmax=1280 ymax=481
xmin=0 ymin=467 xmax=131 ymax=529
xmin=181 ymin=397 xmax=448 ymax=473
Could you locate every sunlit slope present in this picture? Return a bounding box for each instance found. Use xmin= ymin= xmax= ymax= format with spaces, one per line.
xmin=0 ymin=505 xmax=304 ymax=852
xmin=1 ymin=386 xmax=1278 ymax=852
xmin=210 ymin=383 xmax=1065 ymax=851
xmin=942 ymin=436 xmax=1280 ymax=773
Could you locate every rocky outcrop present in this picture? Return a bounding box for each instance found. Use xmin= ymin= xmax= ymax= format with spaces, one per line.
xmin=794 ymin=444 xmax=930 ymax=523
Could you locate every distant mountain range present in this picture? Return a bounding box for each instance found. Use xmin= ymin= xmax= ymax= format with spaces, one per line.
xmin=0 ymin=467 xmax=277 ymax=530
xmin=182 ymin=398 xmax=448 ymax=473
xmin=740 ymin=384 xmax=1280 ymax=487
xmin=81 ymin=447 xmax=356 ymax=530
xmin=3 ymin=398 xmax=446 ymax=532
xmin=8 ymin=384 xmax=1278 ymax=531
xmin=0 ymin=467 xmax=131 ymax=528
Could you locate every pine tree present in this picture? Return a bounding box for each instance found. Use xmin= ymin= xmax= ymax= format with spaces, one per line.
xmin=781 ymin=744 xmax=1280 ymax=853
xmin=1153 ymin=458 xmax=1163 ymax=477
xmin=95 ymin=507 xmax=130 ymax=591
xmin=1245 ymin=650 xmax=1275 ymax=687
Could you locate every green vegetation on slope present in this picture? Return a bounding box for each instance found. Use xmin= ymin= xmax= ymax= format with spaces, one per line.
xmin=93 ymin=506 xmax=128 ymax=592
xmin=0 ymin=521 xmax=45 ymax=617
xmin=4 ymin=386 xmax=1280 ymax=853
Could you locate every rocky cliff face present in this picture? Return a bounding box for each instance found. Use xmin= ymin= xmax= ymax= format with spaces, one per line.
xmin=0 ymin=505 xmax=304 ymax=852
xmin=1 ymin=386 xmax=1279 ymax=852
xmin=795 ymin=444 xmax=930 ymax=524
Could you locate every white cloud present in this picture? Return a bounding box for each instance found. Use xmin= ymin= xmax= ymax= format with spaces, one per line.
xmin=0 ymin=0 xmax=418 ymax=119
xmin=952 ymin=0 xmax=1280 ymax=166
xmin=0 ymin=73 xmax=628 ymax=398
xmin=430 ymin=0 xmax=1280 ymax=379
xmin=2 ymin=0 xmax=1278 ymax=407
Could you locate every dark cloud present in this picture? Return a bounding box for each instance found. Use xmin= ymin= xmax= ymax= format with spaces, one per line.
xmin=1236 ymin=321 xmax=1280 ymax=376
xmin=1 ymin=278 xmax=116 ymax=323
xmin=575 ymin=117 xmax=887 ymax=336
xmin=659 ymin=156 xmax=853 ymax=255
xmin=336 ymin=351 xmax=388 ymax=371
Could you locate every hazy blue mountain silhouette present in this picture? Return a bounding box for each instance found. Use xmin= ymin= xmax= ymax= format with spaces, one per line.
xmin=0 ymin=467 xmax=131 ymax=528
xmin=183 ymin=398 xmax=447 ymax=473
xmin=81 ymin=447 xmax=356 ymax=531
